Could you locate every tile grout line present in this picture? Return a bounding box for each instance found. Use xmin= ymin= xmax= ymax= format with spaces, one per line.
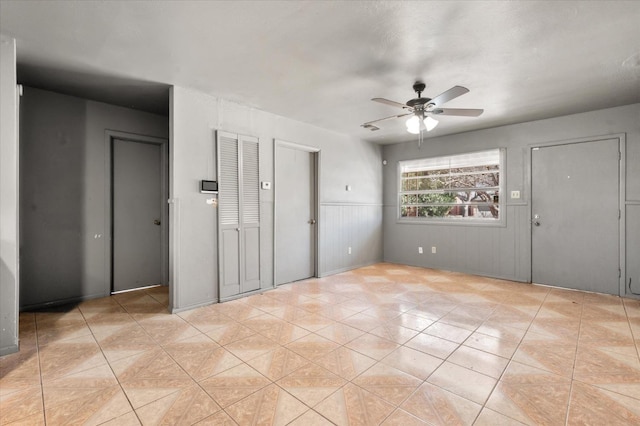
xmin=622 ymin=299 xmax=640 ymax=362
xmin=33 ymin=314 xmax=47 ymax=426
xmin=564 ymin=296 xmax=587 ymax=426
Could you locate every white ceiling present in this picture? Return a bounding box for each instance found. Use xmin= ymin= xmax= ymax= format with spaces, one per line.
xmin=1 ymin=1 xmax=639 ymax=144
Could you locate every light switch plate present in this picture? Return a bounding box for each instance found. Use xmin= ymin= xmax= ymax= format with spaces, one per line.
xmin=511 ymin=190 xmax=521 ymax=199
xmin=261 ymin=181 xmax=271 ymax=190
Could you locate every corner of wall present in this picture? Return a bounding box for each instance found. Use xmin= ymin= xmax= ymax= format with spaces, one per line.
xmin=168 ymin=86 xmax=219 ymax=310
xmin=0 ymin=35 xmax=19 ymax=355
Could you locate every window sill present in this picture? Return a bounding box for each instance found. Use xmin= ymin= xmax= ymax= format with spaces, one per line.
xmin=396 ymin=218 xmax=506 ymax=228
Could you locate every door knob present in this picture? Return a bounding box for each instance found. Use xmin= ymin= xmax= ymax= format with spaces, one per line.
xmin=532 ymin=214 xmax=540 ymax=226
xmin=154 ymin=219 xmax=161 ymax=226
xmin=308 ymin=219 xmax=316 ymax=225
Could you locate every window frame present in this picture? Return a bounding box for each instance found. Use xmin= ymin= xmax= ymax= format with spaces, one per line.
xmin=397 ymin=148 xmax=506 ymax=227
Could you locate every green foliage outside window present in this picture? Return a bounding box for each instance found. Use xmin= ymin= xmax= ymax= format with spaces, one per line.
xmin=401 ymin=193 xmax=457 ymax=217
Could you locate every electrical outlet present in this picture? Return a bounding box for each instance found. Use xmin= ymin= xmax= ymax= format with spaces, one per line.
xmin=510 ymin=190 xmax=521 ymax=199
xmin=418 ymin=247 xmax=423 ymax=254
xmin=431 ymin=246 xmax=437 ymax=254
xmin=348 ymin=247 xmax=352 ymax=255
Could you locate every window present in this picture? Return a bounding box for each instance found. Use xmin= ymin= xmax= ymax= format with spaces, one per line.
xmin=398 ymin=149 xmax=503 ymax=223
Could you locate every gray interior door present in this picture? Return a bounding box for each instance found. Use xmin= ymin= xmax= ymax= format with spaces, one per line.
xmin=531 ymin=138 xmax=619 ymax=294
xmin=113 ymin=139 xmax=162 ymax=292
xmin=275 ymin=145 xmax=315 ymax=285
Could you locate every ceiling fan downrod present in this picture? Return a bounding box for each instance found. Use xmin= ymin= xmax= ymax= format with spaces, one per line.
xmin=413 ymin=82 xmax=426 ymax=98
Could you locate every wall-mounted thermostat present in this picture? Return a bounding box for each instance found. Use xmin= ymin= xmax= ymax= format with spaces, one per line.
xmin=200 ymin=180 xmax=218 ymax=193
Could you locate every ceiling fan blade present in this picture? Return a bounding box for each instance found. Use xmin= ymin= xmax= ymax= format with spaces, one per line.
xmin=429 ymin=86 xmax=470 ymax=106
xmin=371 ymin=98 xmax=410 ymax=109
xmin=362 ymin=112 xmax=412 ymax=126
xmin=431 ymin=108 xmax=484 ymax=117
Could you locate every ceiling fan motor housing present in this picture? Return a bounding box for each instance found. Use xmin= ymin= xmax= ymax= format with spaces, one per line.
xmin=407 ymin=82 xmax=431 ymax=109
xmin=406 ymin=97 xmax=431 ymax=109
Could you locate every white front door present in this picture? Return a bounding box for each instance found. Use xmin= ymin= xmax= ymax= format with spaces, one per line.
xmin=275 ymin=144 xmax=316 ymax=285
xmin=113 ymin=139 xmax=163 ymax=292
xmin=531 ymin=137 xmax=620 ymax=294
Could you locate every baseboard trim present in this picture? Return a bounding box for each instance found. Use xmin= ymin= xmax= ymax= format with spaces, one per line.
xmin=383 ymin=260 xmax=527 ymax=283
xmin=20 ymin=293 xmax=110 ymax=311
xmin=0 ymin=344 xmax=19 ymax=357
xmin=171 ymin=299 xmax=216 ymax=314
xmin=318 ymin=259 xmax=383 ymax=278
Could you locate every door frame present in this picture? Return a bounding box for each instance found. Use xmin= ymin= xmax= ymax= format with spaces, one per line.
xmin=273 ymin=139 xmax=320 ymax=286
xmin=105 ymin=130 xmax=169 ymax=294
xmin=527 ymin=133 xmax=626 ymax=296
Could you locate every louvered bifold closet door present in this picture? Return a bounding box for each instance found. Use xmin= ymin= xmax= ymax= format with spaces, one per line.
xmin=218 ymin=132 xmax=241 ymax=298
xmin=241 ymin=137 xmax=260 ymax=292
xmin=217 ymin=131 xmax=261 ymax=300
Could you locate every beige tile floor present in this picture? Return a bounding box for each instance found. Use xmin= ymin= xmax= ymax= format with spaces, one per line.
xmin=2 ymin=263 xmax=640 ymax=425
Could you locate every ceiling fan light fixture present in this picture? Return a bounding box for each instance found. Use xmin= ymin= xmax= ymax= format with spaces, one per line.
xmin=405 ymin=115 xmax=421 ymax=134
xmin=406 ymin=114 xmax=438 ymax=134
xmin=424 ymin=115 xmax=439 ymax=131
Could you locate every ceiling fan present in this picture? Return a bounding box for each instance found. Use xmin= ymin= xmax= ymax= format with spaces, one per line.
xmin=361 ymin=82 xmax=483 ymax=134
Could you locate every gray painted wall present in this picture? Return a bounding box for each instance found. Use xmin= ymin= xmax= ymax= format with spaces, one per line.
xmin=19 ymin=87 xmax=168 ymax=308
xmin=0 ymin=36 xmax=19 ymax=356
xmin=170 ymin=86 xmax=383 ymax=312
xmin=382 ymin=103 xmax=640 ymax=296
xmin=319 ymin=204 xmax=383 ymax=276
